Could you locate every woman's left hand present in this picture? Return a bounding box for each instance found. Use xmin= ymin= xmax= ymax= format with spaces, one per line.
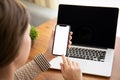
xmin=44 ymin=30 xmax=73 ymax=62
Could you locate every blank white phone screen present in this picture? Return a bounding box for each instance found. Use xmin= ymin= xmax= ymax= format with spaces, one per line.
xmin=53 ymin=25 xmax=70 ymax=55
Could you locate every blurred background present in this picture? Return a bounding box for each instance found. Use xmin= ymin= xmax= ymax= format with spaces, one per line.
xmin=22 ymin=0 xmax=120 ymax=37
xmin=24 ymin=0 xmax=60 ymax=10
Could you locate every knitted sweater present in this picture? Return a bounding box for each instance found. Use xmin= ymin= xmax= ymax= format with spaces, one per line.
xmin=14 ymin=54 xmax=50 ymax=80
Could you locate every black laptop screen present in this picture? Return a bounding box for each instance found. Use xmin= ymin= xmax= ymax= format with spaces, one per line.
xmin=57 ymin=4 xmax=119 ymax=49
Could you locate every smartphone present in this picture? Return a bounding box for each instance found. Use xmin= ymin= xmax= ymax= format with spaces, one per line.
xmin=52 ymin=24 xmax=70 ymax=56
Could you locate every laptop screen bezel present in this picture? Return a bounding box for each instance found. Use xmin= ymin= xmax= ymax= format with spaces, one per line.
xmin=57 ymin=4 xmax=119 ymax=49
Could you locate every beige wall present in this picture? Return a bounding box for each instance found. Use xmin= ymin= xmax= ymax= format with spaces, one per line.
xmin=26 ymin=0 xmax=59 ymax=10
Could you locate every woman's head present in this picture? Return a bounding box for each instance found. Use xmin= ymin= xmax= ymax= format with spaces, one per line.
xmin=0 ymin=0 xmax=31 ymax=68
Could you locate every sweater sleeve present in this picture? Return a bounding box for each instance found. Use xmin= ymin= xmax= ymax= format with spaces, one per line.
xmin=14 ymin=54 xmax=50 ymax=80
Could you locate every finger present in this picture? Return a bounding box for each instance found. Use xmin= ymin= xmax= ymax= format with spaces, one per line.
xmin=68 ymin=32 xmax=73 ymax=49
xmin=69 ymin=33 xmax=72 ymax=40
xmin=60 ymin=63 xmax=64 ymax=72
xmin=68 ymin=32 xmax=73 ymax=41
xmin=74 ymin=62 xmax=79 ymax=69
xmin=72 ymin=61 xmax=79 ymax=67
xmin=52 ymin=25 xmax=55 ymax=32
xmin=70 ymin=31 xmax=73 ymax=36
xmin=51 ymin=30 xmax=54 ymax=43
xmin=68 ymin=41 xmax=72 ymax=49
xmin=68 ymin=40 xmax=72 ymax=45
xmin=48 ymin=30 xmax=54 ymax=49
xmin=62 ymin=55 xmax=68 ymax=66
xmin=77 ymin=63 xmax=82 ymax=72
xmin=68 ymin=45 xmax=71 ymax=49
xmin=66 ymin=58 xmax=72 ymax=65
xmin=72 ymin=61 xmax=76 ymax=66
xmin=69 ymin=35 xmax=72 ymax=40
xmin=75 ymin=62 xmax=81 ymax=71
xmin=76 ymin=62 xmax=80 ymax=67
xmin=66 ymin=57 xmax=70 ymax=65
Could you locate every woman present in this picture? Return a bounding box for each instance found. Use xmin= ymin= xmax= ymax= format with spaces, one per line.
xmin=0 ymin=0 xmax=82 ymax=80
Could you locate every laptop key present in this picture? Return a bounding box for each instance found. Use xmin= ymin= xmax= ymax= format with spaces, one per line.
xmin=67 ymin=47 xmax=106 ymax=62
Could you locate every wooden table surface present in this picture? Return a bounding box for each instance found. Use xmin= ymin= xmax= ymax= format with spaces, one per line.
xmin=28 ymin=19 xmax=120 ymax=80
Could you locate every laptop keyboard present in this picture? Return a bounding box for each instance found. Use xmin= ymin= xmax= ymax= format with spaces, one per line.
xmin=67 ymin=47 xmax=106 ymax=62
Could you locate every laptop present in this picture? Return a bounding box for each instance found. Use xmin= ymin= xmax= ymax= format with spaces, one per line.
xmin=50 ymin=4 xmax=119 ymax=77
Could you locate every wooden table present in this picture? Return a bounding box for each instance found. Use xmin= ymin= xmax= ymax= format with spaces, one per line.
xmin=28 ymin=19 xmax=120 ymax=80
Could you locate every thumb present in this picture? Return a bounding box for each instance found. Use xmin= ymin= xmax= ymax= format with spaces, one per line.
xmin=47 ymin=30 xmax=54 ymax=50
xmin=50 ymin=30 xmax=54 ymax=45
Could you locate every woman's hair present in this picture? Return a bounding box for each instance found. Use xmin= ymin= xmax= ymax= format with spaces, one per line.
xmin=0 ymin=0 xmax=30 ymax=68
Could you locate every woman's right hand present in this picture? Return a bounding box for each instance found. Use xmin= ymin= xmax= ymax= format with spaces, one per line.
xmin=60 ymin=55 xmax=82 ymax=80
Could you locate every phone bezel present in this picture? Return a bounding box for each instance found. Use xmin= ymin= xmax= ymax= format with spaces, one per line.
xmin=52 ymin=24 xmax=71 ymax=56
